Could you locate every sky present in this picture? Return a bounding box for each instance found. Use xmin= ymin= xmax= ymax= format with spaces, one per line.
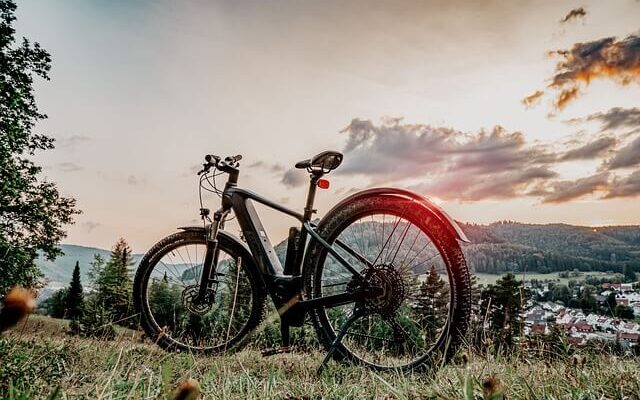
xmin=14 ymin=0 xmax=640 ymax=252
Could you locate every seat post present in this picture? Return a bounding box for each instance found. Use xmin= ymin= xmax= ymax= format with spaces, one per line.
xmin=303 ymin=172 xmax=321 ymax=222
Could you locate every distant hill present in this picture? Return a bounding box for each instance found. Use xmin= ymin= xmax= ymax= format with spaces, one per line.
xmin=36 ymin=245 xmax=142 ymax=294
xmin=39 ymin=222 xmax=639 ymax=296
xmin=460 ymin=222 xmax=640 ymax=275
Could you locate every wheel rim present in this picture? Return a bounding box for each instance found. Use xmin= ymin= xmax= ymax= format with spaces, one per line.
xmin=143 ymin=238 xmax=255 ymax=351
xmin=315 ymin=210 xmax=453 ymax=368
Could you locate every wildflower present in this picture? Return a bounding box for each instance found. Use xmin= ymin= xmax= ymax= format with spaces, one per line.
xmin=482 ymin=376 xmax=504 ymax=400
xmin=172 ymin=378 xmax=200 ymax=400
xmin=0 ymin=287 xmax=36 ymax=332
xmin=571 ymin=355 xmax=586 ymax=367
xmin=461 ymin=352 xmax=469 ymax=367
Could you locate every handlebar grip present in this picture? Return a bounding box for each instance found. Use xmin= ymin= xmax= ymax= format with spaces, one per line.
xmin=225 ymin=154 xmax=242 ymax=163
xmin=205 ymin=154 xmax=220 ymax=164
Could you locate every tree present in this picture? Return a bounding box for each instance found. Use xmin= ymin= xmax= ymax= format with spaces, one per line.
xmin=92 ymin=238 xmax=134 ymax=324
xmin=66 ymin=261 xmax=84 ymax=333
xmin=148 ymin=272 xmax=182 ymax=330
xmin=623 ymin=265 xmax=637 ymax=283
xmin=580 ymin=287 xmax=597 ymax=313
xmin=480 ymin=273 xmax=523 ymax=348
xmin=78 ymin=295 xmax=116 ymax=339
xmin=614 ymin=305 xmax=635 ymax=320
xmin=605 ymin=292 xmax=618 ymax=316
xmin=0 ymin=0 xmax=79 ymax=295
xmin=551 ymin=284 xmax=571 ymax=305
xmin=413 ymin=265 xmax=450 ymax=341
xmin=42 ymin=288 xmax=68 ymax=318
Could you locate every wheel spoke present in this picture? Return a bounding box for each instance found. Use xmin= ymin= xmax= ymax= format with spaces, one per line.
xmin=317 ymin=210 xmax=460 ymax=369
xmin=372 ymin=215 xmax=401 ymax=266
xmin=142 ymin=237 xmax=257 ymax=352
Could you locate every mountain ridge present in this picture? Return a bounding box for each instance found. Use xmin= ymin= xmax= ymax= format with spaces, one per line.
xmin=38 ymin=221 xmax=640 ymax=291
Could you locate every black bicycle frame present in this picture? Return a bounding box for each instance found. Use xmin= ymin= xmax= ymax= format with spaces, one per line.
xmin=197 ymin=170 xmax=375 ymax=328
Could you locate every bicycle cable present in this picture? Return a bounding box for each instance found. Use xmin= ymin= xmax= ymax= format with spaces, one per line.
xmin=198 ymin=166 xmax=236 ymax=223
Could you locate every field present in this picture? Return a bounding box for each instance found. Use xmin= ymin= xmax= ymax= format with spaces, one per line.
xmin=2 ymin=315 xmax=640 ymax=399
xmin=473 ymin=271 xmax=619 ymax=286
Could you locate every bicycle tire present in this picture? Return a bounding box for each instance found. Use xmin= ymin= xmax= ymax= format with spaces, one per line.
xmin=303 ymin=194 xmax=471 ymax=371
xmin=133 ymin=230 xmax=267 ymax=354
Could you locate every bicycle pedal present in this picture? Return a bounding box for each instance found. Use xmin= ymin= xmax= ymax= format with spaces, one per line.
xmin=261 ymin=346 xmax=292 ymax=357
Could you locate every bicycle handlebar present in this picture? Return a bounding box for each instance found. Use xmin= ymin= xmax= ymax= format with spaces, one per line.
xmin=198 ymin=154 xmax=242 ymax=175
xmin=224 ymin=155 xmax=242 ymax=163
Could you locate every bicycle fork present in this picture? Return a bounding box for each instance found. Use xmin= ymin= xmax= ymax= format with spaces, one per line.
xmin=197 ymin=208 xmax=229 ymax=303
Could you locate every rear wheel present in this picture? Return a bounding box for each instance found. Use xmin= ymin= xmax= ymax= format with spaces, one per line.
xmin=304 ymin=195 xmax=471 ymax=371
xmin=133 ymin=230 xmax=266 ymax=354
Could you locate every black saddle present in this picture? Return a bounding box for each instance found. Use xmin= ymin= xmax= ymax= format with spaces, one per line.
xmin=295 ymin=151 xmax=343 ymax=172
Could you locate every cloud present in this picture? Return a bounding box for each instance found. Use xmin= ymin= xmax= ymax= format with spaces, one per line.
xmin=338 ymin=119 xmax=561 ymax=201
xmin=281 ymin=169 xmax=306 ymax=188
xmin=127 ymin=175 xmax=146 ymax=186
xmin=607 ymin=136 xmax=640 ymax=169
xmin=545 ymin=34 xmax=640 ymax=109
xmin=54 ymin=162 xmax=83 ymax=172
xmin=522 ymin=90 xmax=544 ymax=108
xmin=414 ymin=167 xmax=557 ymax=201
xmin=56 ymin=135 xmax=91 ymax=148
xmin=337 ymin=118 xmax=640 ymax=202
xmin=560 ymin=136 xmax=617 ymax=161
xmin=554 ymin=87 xmax=580 ymax=110
xmin=248 ymin=160 xmax=286 ymax=173
xmin=604 ymin=169 xmax=640 ymax=198
xmin=541 ymin=172 xmax=610 ymax=203
xmin=575 ymin=107 xmax=640 ymax=131
xmin=81 ymin=221 xmax=100 ymax=233
xmin=560 ymin=7 xmax=587 ymax=23
xmin=339 ymin=119 xmax=555 ymax=181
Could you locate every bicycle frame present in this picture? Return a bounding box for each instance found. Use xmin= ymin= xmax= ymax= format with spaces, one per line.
xmin=197 ymin=171 xmax=376 ymax=335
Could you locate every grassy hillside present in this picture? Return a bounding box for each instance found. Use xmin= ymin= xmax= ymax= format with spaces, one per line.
xmin=1 ymin=315 xmax=639 ymax=399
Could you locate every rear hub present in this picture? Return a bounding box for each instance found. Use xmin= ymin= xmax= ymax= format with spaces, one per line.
xmin=359 ymin=264 xmax=407 ymax=316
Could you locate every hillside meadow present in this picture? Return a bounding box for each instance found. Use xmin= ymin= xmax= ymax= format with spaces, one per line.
xmin=2 ymin=315 xmax=640 ymax=399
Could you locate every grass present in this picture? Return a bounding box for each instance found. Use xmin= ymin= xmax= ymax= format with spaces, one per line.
xmin=2 ymin=315 xmax=640 ymax=399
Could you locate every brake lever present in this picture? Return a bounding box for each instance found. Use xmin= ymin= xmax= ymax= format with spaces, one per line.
xmin=197 ymin=163 xmax=211 ymax=175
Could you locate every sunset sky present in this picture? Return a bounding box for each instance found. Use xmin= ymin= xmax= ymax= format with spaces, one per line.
xmin=15 ymin=0 xmax=640 ymax=251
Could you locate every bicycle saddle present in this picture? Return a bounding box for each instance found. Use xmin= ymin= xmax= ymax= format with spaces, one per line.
xmin=295 ymin=151 xmax=343 ymax=172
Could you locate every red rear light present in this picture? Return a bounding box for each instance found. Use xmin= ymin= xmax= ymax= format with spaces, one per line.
xmin=317 ymin=179 xmax=330 ymax=189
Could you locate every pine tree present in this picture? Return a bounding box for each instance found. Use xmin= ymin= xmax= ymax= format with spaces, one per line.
xmin=623 ymin=265 xmax=637 ymax=283
xmin=480 ymin=272 xmax=523 ymax=348
xmin=413 ymin=265 xmax=449 ymax=341
xmin=580 ymin=286 xmax=596 ymax=313
xmin=66 ymin=261 xmax=84 ymax=333
xmin=43 ymin=288 xmax=68 ymax=318
xmin=605 ymin=292 xmax=617 ymax=316
xmin=92 ymin=238 xmax=134 ymax=325
xmin=468 ymin=273 xmax=486 ymax=350
xmin=148 ymin=272 xmax=182 ymax=330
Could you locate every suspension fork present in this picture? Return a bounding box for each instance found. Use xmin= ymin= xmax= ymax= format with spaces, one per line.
xmin=197 ymin=208 xmax=229 ymax=302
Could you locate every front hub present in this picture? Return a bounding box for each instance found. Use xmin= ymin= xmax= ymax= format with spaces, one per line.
xmin=181 ymin=284 xmax=216 ymax=315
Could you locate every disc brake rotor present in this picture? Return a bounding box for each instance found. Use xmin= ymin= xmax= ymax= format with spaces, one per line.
xmin=182 ymin=284 xmax=216 ymax=315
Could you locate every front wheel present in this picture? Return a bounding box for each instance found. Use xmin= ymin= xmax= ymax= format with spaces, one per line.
xmin=304 ymin=194 xmax=471 ymax=371
xmin=133 ymin=230 xmax=266 ymax=354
